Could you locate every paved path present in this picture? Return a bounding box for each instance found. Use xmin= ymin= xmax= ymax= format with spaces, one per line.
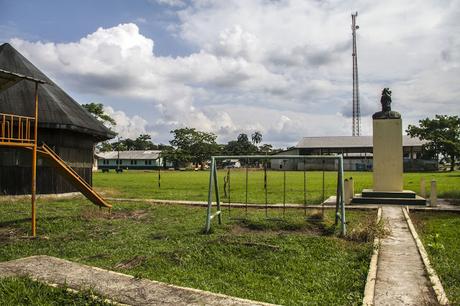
xmin=374 ymin=206 xmax=436 ymax=305
xmin=0 ymin=256 xmax=274 ymax=306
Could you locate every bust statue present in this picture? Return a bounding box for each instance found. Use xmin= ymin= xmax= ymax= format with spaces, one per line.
xmin=372 ymin=88 xmax=401 ymax=119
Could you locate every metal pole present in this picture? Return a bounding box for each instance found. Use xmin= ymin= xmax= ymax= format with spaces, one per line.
xmin=31 ymin=82 xmax=39 ymax=237
xmin=339 ymin=156 xmax=346 ymax=235
xmin=351 ymin=11 xmax=361 ymax=136
xmin=335 ymin=160 xmax=340 ymax=226
xmin=322 ymin=159 xmax=325 ymax=203
xmin=303 ymin=158 xmax=307 ymax=216
xmin=322 ymin=158 xmax=325 ymax=217
xmin=158 ymin=167 xmax=161 ymax=188
xmin=264 ymin=158 xmax=268 ymax=218
xmin=205 ymin=158 xmax=215 ymax=233
xmin=283 ymin=170 xmax=286 ymax=218
xmin=228 ymin=167 xmax=231 ymax=217
xmin=157 ymin=158 xmax=161 ymax=188
xmin=117 ymin=136 xmax=122 ymax=172
xmin=245 ymin=158 xmax=248 ymax=216
xmin=213 ymin=161 xmax=221 ymax=224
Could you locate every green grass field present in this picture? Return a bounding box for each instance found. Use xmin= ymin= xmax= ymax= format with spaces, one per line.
xmin=0 ymin=276 xmax=111 ymax=305
xmin=1 ymin=170 xmax=457 ymax=304
xmin=94 ymin=170 xmax=460 ymax=203
xmin=411 ymin=211 xmax=460 ymax=305
xmin=0 ymin=199 xmax=376 ymax=305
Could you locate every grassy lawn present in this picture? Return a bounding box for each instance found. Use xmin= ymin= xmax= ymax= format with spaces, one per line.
xmin=0 ymin=276 xmax=110 ymax=305
xmin=93 ymin=170 xmax=460 ymax=203
xmin=0 ymin=198 xmax=376 ymax=305
xmin=410 ymin=211 xmax=460 ymax=305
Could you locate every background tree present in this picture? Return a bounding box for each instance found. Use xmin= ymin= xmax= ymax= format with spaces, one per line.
xmin=82 ymin=102 xmax=117 ymax=153
xmin=82 ymin=103 xmax=116 ymax=126
xmin=407 ymin=115 xmax=460 ymax=171
xmin=251 ymin=131 xmax=263 ymax=146
xmin=224 ymin=133 xmax=258 ymax=155
xmin=259 ymin=143 xmax=273 ymax=154
xmin=133 ymin=134 xmax=157 ymax=150
xmin=98 ymin=142 xmax=113 ymax=152
xmin=109 ymin=134 xmax=159 ymax=151
xmin=167 ymin=127 xmax=220 ymax=168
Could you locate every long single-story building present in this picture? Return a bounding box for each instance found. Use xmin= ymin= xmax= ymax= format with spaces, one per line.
xmin=96 ymin=150 xmax=172 ymax=171
xmin=271 ymin=136 xmax=437 ymax=171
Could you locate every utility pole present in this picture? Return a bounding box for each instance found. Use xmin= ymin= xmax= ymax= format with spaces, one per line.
xmin=351 ymin=11 xmax=361 ymax=136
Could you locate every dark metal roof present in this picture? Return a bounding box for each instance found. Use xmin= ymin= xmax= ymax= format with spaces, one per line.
xmin=0 ymin=68 xmax=47 ymax=92
xmin=0 ymin=43 xmax=115 ymax=140
xmin=296 ymin=135 xmax=425 ymax=149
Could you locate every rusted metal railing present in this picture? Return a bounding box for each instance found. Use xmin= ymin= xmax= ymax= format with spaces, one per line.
xmin=0 ymin=113 xmax=35 ymax=146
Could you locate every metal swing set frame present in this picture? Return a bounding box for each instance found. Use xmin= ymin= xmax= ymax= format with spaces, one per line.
xmin=204 ymin=155 xmax=346 ymax=235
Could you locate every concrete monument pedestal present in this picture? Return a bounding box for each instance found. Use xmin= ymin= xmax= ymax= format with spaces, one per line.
xmin=351 ymin=88 xmax=426 ymax=205
xmin=373 ymin=118 xmax=403 ymax=191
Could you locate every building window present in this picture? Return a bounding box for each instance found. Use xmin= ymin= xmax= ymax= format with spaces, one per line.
xmin=130 ymin=160 xmax=137 ymax=165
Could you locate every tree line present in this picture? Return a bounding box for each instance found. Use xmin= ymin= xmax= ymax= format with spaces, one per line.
xmin=98 ymin=127 xmax=280 ymax=168
xmin=83 ymin=103 xmax=460 ymax=171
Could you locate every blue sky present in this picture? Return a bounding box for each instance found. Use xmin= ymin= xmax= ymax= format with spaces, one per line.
xmin=0 ymin=0 xmax=192 ymax=56
xmin=1 ymin=0 xmax=459 ymax=147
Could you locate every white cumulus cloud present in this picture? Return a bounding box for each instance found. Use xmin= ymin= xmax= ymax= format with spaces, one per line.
xmin=8 ymin=0 xmax=460 ymax=147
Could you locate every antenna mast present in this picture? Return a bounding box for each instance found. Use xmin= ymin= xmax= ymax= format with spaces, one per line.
xmin=351 ymin=11 xmax=361 ymax=136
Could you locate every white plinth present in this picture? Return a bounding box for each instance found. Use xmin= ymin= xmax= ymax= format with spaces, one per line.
xmin=373 ymin=118 xmax=403 ymax=192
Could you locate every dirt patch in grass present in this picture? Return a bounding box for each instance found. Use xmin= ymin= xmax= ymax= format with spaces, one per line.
xmin=229 ymin=218 xmax=334 ymax=236
xmin=96 ymin=187 xmax=121 ymax=197
xmin=208 ymin=236 xmax=281 ymax=251
xmin=0 ymin=227 xmax=19 ymax=243
xmin=79 ymin=208 xmax=148 ymax=221
xmin=114 ymin=256 xmax=147 ymax=269
xmin=0 ymin=227 xmax=40 ymax=243
xmin=84 ymin=253 xmax=111 ymax=261
xmin=110 ymin=210 xmax=149 ymax=220
xmin=149 ymin=232 xmax=170 ymax=241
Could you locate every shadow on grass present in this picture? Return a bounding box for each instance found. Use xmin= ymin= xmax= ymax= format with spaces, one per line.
xmin=0 ymin=216 xmax=62 ymax=227
xmin=231 ymin=217 xmax=336 ymax=236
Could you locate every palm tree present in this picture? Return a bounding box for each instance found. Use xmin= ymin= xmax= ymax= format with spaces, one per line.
xmin=251 ymin=131 xmax=262 ymax=145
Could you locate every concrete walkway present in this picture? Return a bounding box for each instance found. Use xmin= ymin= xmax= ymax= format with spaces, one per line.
xmin=0 ymin=256 xmax=274 ymax=306
xmin=374 ymin=206 xmax=436 ymax=305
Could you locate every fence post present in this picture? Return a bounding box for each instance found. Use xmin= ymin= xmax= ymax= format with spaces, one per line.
xmin=430 ymin=179 xmax=437 ymax=207
xmin=349 ymin=177 xmax=354 ymax=200
xmin=205 ymin=158 xmax=215 ymax=233
xmin=420 ymin=177 xmax=426 ymax=198
xmin=344 ymin=179 xmax=350 ymax=205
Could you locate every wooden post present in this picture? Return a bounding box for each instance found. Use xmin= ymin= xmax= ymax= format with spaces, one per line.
xmin=31 ymin=82 xmax=39 ymax=237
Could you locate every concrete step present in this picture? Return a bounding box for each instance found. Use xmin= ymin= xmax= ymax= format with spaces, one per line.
xmin=351 ymin=194 xmax=426 ymax=205
xmin=361 ymin=189 xmax=416 ymax=199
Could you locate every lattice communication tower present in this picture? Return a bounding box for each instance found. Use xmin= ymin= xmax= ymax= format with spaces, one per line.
xmin=351 ymin=12 xmax=361 ymax=136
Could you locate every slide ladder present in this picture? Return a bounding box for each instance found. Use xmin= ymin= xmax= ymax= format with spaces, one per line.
xmin=37 ymin=143 xmax=112 ymax=209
